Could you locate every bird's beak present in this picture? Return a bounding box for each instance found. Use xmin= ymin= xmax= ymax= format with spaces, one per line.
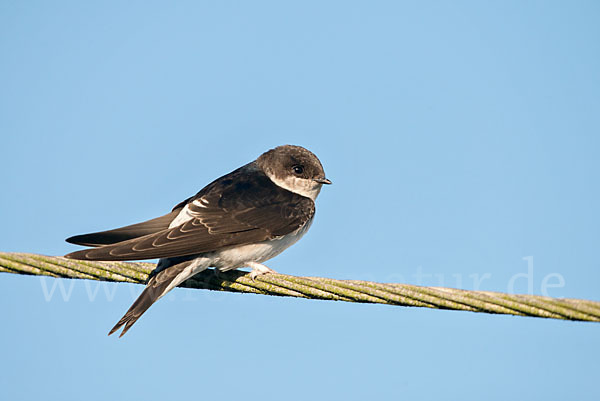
xmin=314 ymin=177 xmax=332 ymax=185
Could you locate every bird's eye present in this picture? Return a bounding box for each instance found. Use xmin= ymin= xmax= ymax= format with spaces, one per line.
xmin=292 ymin=165 xmax=304 ymax=175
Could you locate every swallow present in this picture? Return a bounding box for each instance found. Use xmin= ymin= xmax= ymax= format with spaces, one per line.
xmin=65 ymin=145 xmax=331 ymax=337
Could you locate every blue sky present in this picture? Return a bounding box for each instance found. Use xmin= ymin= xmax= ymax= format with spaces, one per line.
xmin=1 ymin=1 xmax=599 ymax=400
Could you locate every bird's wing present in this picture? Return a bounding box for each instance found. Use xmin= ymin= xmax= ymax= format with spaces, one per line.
xmin=65 ymin=209 xmax=183 ymax=247
xmin=65 ymin=168 xmax=314 ymax=261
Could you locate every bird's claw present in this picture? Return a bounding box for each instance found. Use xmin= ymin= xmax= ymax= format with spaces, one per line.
xmin=247 ymin=262 xmax=276 ymax=281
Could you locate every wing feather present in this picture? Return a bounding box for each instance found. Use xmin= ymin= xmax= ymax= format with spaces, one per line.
xmin=65 ymin=209 xmax=182 ymax=247
xmin=65 ymin=165 xmax=315 ymax=261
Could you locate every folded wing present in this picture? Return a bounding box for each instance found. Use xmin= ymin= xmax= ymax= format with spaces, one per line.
xmin=65 ymin=167 xmax=314 ymax=261
xmin=65 ymin=209 xmax=182 ymax=247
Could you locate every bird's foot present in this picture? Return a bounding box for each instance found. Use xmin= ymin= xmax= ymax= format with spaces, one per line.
xmin=247 ymin=262 xmax=276 ymax=280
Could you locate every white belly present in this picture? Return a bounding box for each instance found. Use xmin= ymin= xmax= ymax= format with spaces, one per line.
xmin=210 ymin=218 xmax=314 ymax=271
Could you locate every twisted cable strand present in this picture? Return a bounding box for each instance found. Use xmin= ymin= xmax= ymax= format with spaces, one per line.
xmin=1 ymin=252 xmax=599 ymax=323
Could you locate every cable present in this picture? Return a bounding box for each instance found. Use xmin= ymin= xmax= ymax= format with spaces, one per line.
xmin=1 ymin=252 xmax=598 ymax=322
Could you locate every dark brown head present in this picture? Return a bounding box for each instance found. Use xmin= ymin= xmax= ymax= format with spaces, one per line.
xmin=257 ymin=145 xmax=331 ymax=200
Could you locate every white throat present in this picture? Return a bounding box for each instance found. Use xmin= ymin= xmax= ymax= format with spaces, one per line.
xmin=265 ymin=173 xmax=322 ymax=201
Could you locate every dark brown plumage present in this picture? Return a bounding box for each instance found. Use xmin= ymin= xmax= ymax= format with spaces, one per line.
xmin=108 ymin=261 xmax=193 ymax=337
xmin=65 ymin=145 xmax=329 ymax=337
xmin=65 ymin=163 xmax=315 ymax=261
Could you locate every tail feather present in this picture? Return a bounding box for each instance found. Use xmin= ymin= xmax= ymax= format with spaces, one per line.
xmin=108 ymin=258 xmax=207 ymax=337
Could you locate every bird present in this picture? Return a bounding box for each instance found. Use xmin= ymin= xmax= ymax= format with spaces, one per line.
xmin=64 ymin=145 xmax=331 ymax=337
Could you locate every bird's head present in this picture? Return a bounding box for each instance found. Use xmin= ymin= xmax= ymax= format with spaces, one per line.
xmin=257 ymin=145 xmax=331 ymax=200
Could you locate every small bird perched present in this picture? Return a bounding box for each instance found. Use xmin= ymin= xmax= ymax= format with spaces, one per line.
xmin=65 ymin=145 xmax=331 ymax=337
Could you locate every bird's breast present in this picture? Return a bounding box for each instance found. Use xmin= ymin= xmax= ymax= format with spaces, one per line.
xmin=211 ymin=217 xmax=314 ymax=270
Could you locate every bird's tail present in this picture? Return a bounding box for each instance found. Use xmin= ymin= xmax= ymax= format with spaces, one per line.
xmin=108 ymin=258 xmax=209 ymax=337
